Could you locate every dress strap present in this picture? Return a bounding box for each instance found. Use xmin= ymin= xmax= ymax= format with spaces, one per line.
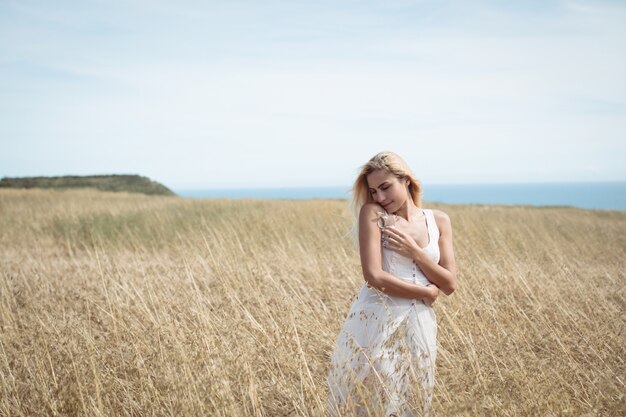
xmin=425 ymin=209 xmax=439 ymax=240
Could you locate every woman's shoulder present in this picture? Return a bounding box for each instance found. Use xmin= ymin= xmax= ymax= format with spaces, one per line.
xmin=360 ymin=202 xmax=386 ymax=216
xmin=428 ymin=208 xmax=452 ymax=232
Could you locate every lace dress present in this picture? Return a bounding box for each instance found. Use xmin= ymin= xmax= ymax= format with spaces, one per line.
xmin=327 ymin=208 xmax=440 ymax=417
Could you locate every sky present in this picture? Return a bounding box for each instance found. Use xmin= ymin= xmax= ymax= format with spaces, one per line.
xmin=1 ymin=0 xmax=625 ymax=190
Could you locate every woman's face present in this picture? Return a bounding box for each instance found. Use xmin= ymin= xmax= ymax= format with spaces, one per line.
xmin=366 ymin=169 xmax=408 ymax=213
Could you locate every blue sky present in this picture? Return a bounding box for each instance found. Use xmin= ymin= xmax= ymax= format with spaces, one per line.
xmin=1 ymin=0 xmax=625 ymax=189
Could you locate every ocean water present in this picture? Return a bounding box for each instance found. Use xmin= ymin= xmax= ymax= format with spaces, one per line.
xmin=175 ymin=181 xmax=626 ymax=211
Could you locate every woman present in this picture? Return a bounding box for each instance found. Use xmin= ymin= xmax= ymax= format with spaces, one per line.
xmin=327 ymin=151 xmax=458 ymax=417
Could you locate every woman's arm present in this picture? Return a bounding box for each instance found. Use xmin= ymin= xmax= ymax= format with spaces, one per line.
xmin=365 ymin=271 xmax=438 ymax=300
xmin=412 ymin=209 xmax=457 ymax=295
xmin=359 ymin=203 xmax=438 ymax=301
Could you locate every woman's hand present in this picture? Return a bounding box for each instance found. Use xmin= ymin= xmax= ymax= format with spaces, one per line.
xmin=382 ymin=225 xmax=423 ymax=259
xmin=422 ymin=284 xmax=439 ymax=307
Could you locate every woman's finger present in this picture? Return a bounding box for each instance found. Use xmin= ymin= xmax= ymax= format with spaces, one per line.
xmin=386 ymin=226 xmax=401 ymax=235
xmin=384 ymin=228 xmax=402 ymax=239
xmin=383 ymin=232 xmax=397 ymax=242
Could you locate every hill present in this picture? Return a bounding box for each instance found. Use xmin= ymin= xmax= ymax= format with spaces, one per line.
xmin=0 ymin=174 xmax=176 ymax=196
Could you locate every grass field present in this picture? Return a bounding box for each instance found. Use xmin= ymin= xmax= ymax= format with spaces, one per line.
xmin=0 ymin=188 xmax=624 ymax=416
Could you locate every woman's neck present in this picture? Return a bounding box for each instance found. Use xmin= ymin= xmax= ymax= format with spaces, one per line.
xmin=393 ymin=201 xmax=422 ymax=222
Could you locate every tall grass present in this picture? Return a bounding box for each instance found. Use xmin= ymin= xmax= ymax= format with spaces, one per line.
xmin=0 ymin=188 xmax=624 ymax=416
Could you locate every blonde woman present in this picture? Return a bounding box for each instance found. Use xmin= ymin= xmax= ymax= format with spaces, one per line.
xmin=327 ymin=151 xmax=458 ymax=416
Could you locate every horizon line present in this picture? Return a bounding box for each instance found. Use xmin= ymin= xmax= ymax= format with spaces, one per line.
xmin=172 ymin=179 xmax=626 ymax=190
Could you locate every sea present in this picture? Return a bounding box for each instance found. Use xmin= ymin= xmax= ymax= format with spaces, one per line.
xmin=175 ymin=181 xmax=626 ymax=211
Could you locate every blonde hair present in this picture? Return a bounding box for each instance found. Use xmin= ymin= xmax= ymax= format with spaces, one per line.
xmin=345 ymin=151 xmax=423 ymax=248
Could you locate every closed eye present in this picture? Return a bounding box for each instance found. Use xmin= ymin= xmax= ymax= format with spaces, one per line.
xmin=371 ymin=186 xmax=389 ymax=194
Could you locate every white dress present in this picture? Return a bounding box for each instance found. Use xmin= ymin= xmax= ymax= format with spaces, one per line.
xmin=327 ymin=208 xmax=440 ymax=417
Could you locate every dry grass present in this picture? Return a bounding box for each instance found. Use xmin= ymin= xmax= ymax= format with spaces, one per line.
xmin=0 ymin=188 xmax=624 ymax=416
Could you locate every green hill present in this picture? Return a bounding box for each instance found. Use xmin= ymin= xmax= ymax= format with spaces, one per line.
xmin=0 ymin=174 xmax=177 ymax=196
